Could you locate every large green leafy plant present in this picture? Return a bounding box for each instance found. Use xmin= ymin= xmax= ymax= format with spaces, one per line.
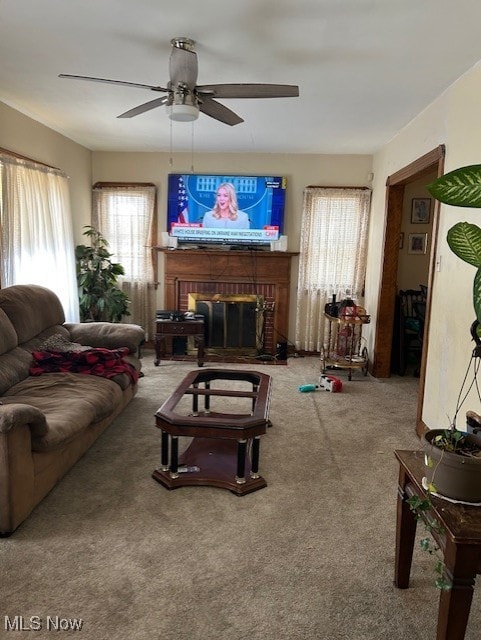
xmin=428 ymin=165 xmax=481 ymax=330
xmin=402 ymin=166 xmax=481 ymax=590
xmin=75 ymin=226 xmax=130 ymax=322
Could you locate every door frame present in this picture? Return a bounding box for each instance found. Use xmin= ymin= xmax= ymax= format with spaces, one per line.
xmin=371 ymin=145 xmax=445 ymax=436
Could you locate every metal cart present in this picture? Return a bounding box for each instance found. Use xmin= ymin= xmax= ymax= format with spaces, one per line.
xmin=320 ymin=310 xmax=370 ymax=381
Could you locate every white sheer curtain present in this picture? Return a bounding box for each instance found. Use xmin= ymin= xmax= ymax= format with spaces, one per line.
xmin=93 ymin=184 xmax=156 ymax=339
xmin=0 ymin=153 xmax=79 ymax=321
xmin=295 ymin=187 xmax=371 ymax=352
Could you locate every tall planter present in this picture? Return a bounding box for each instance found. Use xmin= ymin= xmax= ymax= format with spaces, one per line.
xmin=422 ymin=429 xmax=481 ymax=502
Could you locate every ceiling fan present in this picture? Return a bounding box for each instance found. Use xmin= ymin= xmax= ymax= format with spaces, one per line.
xmin=59 ymin=37 xmax=300 ymax=126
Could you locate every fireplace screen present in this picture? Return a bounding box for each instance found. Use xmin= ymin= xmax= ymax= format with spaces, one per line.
xmin=188 ymin=293 xmax=264 ymax=354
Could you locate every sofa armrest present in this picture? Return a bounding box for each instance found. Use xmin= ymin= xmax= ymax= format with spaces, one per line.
xmin=0 ymin=403 xmax=45 ymax=535
xmin=0 ymin=403 xmax=48 ymax=436
xmin=64 ymin=322 xmax=145 ymax=355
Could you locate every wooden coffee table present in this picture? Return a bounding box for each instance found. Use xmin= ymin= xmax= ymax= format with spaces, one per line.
xmin=152 ymin=369 xmax=272 ymax=495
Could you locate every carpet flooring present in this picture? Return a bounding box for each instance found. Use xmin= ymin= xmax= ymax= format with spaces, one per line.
xmin=1 ymin=351 xmax=480 ymax=639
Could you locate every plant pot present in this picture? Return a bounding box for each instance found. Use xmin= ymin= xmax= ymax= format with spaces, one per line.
xmin=422 ymin=429 xmax=481 ymax=502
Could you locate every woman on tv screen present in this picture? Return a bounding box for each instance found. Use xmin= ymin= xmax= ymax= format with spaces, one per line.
xmin=202 ymin=183 xmax=250 ymax=229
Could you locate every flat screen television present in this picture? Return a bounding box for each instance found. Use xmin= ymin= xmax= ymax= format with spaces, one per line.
xmin=166 ymin=173 xmax=287 ymax=248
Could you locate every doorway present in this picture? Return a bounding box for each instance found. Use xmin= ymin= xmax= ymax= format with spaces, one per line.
xmin=371 ymin=145 xmax=445 ymax=436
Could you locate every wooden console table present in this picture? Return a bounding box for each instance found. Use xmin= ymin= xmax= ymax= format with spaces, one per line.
xmin=394 ymin=449 xmax=481 ymax=640
xmin=154 ymin=318 xmax=205 ymax=367
xmin=152 ymin=369 xmax=272 ymax=495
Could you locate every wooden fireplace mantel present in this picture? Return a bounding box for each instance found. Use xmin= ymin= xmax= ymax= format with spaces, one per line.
xmin=160 ymin=249 xmax=297 ymax=355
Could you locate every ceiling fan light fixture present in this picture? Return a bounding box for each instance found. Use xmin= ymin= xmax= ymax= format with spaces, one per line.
xmin=167 ymin=104 xmax=199 ymax=122
xmin=59 ymin=37 xmax=299 ymax=127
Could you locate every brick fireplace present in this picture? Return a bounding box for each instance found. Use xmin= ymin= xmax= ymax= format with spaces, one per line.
xmin=161 ymin=249 xmax=295 ymax=356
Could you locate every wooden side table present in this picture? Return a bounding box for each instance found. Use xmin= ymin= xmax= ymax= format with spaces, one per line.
xmin=394 ymin=449 xmax=481 ymax=640
xmin=152 ymin=369 xmax=272 ymax=496
xmin=154 ymin=318 xmax=205 ymax=367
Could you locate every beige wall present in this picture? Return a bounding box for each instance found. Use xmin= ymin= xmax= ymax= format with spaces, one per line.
xmin=397 ymin=173 xmax=435 ymax=291
xmin=369 ymin=61 xmax=481 ymax=430
xmin=92 ymin=151 xmax=373 ymax=337
xmin=0 ymin=102 xmax=92 ymax=241
xmin=0 ymin=103 xmax=372 ymax=345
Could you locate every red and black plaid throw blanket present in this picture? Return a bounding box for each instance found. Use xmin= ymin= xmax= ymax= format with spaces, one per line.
xmin=30 ymin=347 xmax=139 ymax=384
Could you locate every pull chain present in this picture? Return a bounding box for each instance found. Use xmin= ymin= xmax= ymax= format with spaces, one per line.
xmin=190 ymin=122 xmax=195 ymax=173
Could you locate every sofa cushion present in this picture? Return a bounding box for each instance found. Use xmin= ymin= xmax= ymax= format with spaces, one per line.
xmin=0 ymin=308 xmax=18 ymax=355
xmin=0 ymin=307 xmax=28 ymax=394
xmin=0 ymin=284 xmax=65 ymax=344
xmin=0 ymin=347 xmax=34 ymax=396
xmin=2 ymin=372 xmax=123 ymax=451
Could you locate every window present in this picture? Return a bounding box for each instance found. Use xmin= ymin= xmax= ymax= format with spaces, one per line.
xmin=0 ymin=151 xmax=79 ymax=321
xmin=93 ymin=183 xmax=157 ymax=338
xmin=295 ymin=187 xmax=371 ymax=352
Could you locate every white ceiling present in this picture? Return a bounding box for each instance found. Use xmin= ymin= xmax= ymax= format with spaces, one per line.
xmin=2 ymin=0 xmax=481 ymax=155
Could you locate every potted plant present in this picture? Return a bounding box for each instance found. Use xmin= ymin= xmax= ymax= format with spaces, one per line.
xmin=399 ymin=166 xmax=481 ymax=590
xmin=413 ymin=166 xmax=481 ymax=502
xmin=422 ymin=427 xmax=481 ymax=501
xmin=75 ymin=225 xmax=130 ymax=322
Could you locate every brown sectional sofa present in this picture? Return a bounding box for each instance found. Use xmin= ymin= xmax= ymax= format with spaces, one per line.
xmin=0 ymin=284 xmax=145 ymax=535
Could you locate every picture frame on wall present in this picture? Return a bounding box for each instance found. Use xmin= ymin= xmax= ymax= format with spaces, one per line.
xmin=411 ymin=198 xmax=431 ymax=224
xmin=408 ymin=233 xmax=428 ymax=255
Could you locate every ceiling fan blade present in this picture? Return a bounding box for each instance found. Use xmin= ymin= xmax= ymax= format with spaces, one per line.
xmin=117 ymin=96 xmax=169 ymax=118
xmin=198 ymin=96 xmax=244 ymax=126
xmin=59 ymin=74 xmax=167 ymax=92
xmin=196 ymin=83 xmax=299 ymax=99
xmin=169 ymin=43 xmax=198 ymax=89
